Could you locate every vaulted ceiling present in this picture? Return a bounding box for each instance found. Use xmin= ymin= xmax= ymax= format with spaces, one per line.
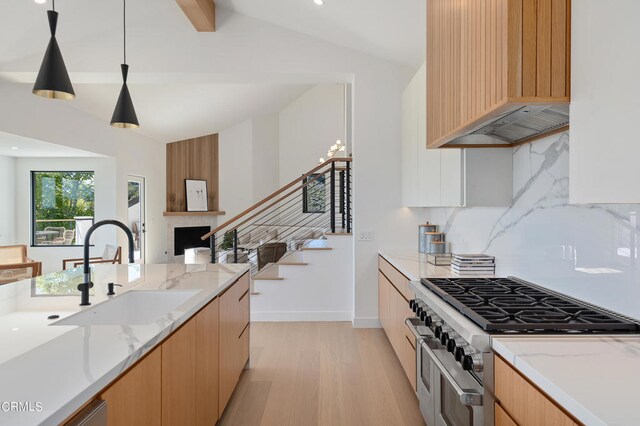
xmin=0 ymin=0 xmax=423 ymax=142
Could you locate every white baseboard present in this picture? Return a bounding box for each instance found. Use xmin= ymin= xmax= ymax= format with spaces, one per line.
xmin=251 ymin=311 xmax=353 ymax=322
xmin=352 ymin=317 xmax=382 ymax=328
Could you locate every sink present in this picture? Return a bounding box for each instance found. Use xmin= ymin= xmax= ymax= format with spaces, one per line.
xmin=52 ymin=290 xmax=201 ymax=326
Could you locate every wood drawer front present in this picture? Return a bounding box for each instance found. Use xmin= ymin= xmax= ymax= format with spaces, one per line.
xmin=495 ymin=403 xmax=518 ymax=426
xmin=403 ymin=325 xmax=417 ymax=391
xmin=236 ymin=272 xmax=250 ymax=301
xmin=378 ymin=256 xmax=411 ymax=301
xmin=239 ymin=323 xmax=250 ymax=370
xmin=494 ymin=356 xmax=577 ymax=426
xmin=238 ymin=288 xmax=250 ymax=336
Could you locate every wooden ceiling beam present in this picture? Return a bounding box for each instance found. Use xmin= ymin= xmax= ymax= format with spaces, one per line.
xmin=176 ymin=0 xmax=216 ymax=32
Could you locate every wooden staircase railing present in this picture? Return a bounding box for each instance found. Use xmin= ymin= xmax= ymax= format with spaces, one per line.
xmin=199 ymin=157 xmax=352 ymax=273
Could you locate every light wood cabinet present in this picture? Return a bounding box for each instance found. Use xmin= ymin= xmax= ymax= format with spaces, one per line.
xmin=162 ymin=319 xmax=197 ymax=426
xmin=378 ymin=272 xmax=390 ymax=331
xmin=378 ymin=256 xmax=417 ymax=391
xmin=401 ymin=324 xmax=417 ymax=391
xmin=495 ymin=402 xmax=518 ymax=426
xmin=196 ymin=297 xmax=219 ymax=426
xmin=92 ymin=274 xmax=249 ymax=426
xmin=426 ymin=0 xmax=571 ymax=148
xmin=494 ymin=355 xmax=579 ymax=426
xmin=219 ymin=272 xmax=250 ymax=412
xmin=100 ymin=348 xmax=162 ymax=426
xmin=401 ymin=62 xmax=513 ymax=208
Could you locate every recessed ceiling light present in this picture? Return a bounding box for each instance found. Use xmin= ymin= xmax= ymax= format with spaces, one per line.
xmin=11 ymin=146 xmax=19 ymax=150
xmin=314 ymin=0 xmax=325 ymax=5
xmin=34 ymin=0 xmax=46 ymax=4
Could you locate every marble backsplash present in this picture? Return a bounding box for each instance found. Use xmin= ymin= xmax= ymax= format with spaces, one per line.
xmin=420 ymin=131 xmax=640 ymax=321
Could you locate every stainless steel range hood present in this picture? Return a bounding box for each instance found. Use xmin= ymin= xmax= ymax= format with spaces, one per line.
xmin=443 ymin=104 xmax=570 ymax=147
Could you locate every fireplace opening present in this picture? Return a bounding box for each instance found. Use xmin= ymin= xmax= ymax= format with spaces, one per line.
xmin=174 ymin=226 xmax=211 ymax=256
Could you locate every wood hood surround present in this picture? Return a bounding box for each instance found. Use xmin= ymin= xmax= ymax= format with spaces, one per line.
xmin=427 ymin=0 xmax=571 ymax=148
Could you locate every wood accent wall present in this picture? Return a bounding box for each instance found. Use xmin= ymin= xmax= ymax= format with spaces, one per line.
xmin=426 ymin=0 xmax=571 ymax=148
xmin=166 ymin=134 xmax=219 ymax=212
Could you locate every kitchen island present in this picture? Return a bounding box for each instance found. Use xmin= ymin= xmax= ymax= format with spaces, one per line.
xmin=0 ymin=263 xmax=250 ymax=426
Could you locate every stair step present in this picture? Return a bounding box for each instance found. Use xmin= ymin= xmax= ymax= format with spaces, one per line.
xmin=302 ymin=247 xmax=333 ymax=251
xmin=253 ymin=276 xmax=285 ymax=281
xmin=277 ymin=262 xmax=309 ymax=266
xmin=326 ymin=232 xmax=352 ymax=236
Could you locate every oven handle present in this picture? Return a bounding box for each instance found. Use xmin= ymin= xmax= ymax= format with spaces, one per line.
xmin=419 ymin=339 xmax=483 ymax=407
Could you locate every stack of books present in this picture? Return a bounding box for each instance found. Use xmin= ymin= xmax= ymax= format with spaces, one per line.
xmin=451 ymin=254 xmax=495 ymax=275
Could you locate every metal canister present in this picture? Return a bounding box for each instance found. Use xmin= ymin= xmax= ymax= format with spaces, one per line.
xmin=418 ymin=224 xmax=439 ymax=252
xmin=426 ymin=240 xmax=447 ymax=254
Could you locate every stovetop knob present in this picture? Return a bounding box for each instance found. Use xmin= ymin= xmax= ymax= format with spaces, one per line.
xmin=462 ymin=355 xmax=474 ymax=371
xmin=409 ymin=299 xmax=416 ymax=311
xmin=446 ymin=338 xmax=456 ymax=353
xmin=454 ymin=346 xmax=465 ymax=362
xmin=440 ymin=332 xmax=449 ymax=346
xmin=434 ymin=325 xmax=442 ymax=339
xmin=423 ymin=315 xmax=432 ymax=326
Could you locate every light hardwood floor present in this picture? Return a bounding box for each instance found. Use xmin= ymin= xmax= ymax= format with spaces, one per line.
xmin=219 ymin=322 xmax=425 ymax=426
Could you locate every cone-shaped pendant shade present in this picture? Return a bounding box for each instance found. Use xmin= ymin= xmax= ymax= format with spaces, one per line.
xmin=33 ymin=11 xmax=75 ymax=100
xmin=110 ymin=64 xmax=139 ymax=128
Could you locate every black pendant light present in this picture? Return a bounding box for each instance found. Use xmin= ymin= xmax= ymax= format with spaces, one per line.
xmin=33 ymin=0 xmax=75 ymax=100
xmin=111 ymin=0 xmax=139 ymax=128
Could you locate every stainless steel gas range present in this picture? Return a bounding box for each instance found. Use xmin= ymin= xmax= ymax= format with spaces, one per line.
xmin=405 ymin=276 xmax=640 ymax=426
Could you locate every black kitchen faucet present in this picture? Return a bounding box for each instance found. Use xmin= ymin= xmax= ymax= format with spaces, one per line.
xmin=78 ymin=220 xmax=135 ymax=306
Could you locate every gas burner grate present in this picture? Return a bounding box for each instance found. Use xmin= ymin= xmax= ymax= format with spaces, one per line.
xmin=420 ymin=277 xmax=640 ymax=333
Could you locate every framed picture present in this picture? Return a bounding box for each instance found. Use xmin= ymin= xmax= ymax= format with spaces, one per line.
xmin=185 ymin=179 xmax=208 ymax=212
xmin=302 ymin=174 xmax=326 ymax=213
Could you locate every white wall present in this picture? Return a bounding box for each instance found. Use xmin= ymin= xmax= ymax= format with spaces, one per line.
xmin=251 ymin=113 xmax=280 ymax=201
xmin=14 ymin=157 xmax=117 ymax=274
xmin=279 ymin=85 xmax=346 ymax=185
xmin=218 ymin=119 xmax=254 ymax=219
xmin=0 ymin=84 xmax=167 ymax=265
xmin=0 ymin=155 xmax=16 ymax=245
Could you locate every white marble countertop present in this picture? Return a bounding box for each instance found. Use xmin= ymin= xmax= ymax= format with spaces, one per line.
xmin=493 ymin=336 xmax=640 ymax=426
xmin=378 ymin=249 xmax=495 ymax=281
xmin=0 ymin=263 xmax=250 ymax=426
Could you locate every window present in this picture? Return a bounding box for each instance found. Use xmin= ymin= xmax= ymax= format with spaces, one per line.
xmin=302 ymin=174 xmax=326 ymax=213
xmin=31 ymin=171 xmax=95 ymax=247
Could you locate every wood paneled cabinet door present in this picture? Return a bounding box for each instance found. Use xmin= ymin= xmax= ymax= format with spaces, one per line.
xmin=378 ymin=270 xmax=390 ymax=332
xmin=100 ymin=348 xmax=162 ymax=426
xmin=219 ymin=272 xmax=250 ymax=413
xmin=196 ymin=297 xmax=220 ymax=426
xmin=426 ymin=0 xmax=571 ymax=148
xmin=162 ymin=319 xmax=197 ymax=426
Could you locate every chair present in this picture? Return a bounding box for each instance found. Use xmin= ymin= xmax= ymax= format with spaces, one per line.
xmin=51 ymin=230 xmax=75 ymax=245
xmin=0 ymin=245 xmax=42 ymax=285
xmin=62 ymin=244 xmax=123 ymax=270
xmin=256 ymin=242 xmax=287 ymax=271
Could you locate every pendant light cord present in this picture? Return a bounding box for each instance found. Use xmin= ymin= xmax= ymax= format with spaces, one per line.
xmin=52 ymin=0 xmax=55 ymax=11
xmin=123 ymin=0 xmax=127 ymax=65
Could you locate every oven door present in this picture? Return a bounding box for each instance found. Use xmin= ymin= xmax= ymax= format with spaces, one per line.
xmin=406 ymin=318 xmax=437 ymax=426
xmin=420 ymin=341 xmax=484 ymax=426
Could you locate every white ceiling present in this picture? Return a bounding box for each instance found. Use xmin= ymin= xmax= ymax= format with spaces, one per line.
xmin=216 ymin=0 xmax=426 ymax=67
xmin=67 ymin=83 xmax=313 ymax=142
xmin=0 ymin=131 xmax=103 ymax=158
xmin=0 ymin=0 xmax=421 ymax=143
